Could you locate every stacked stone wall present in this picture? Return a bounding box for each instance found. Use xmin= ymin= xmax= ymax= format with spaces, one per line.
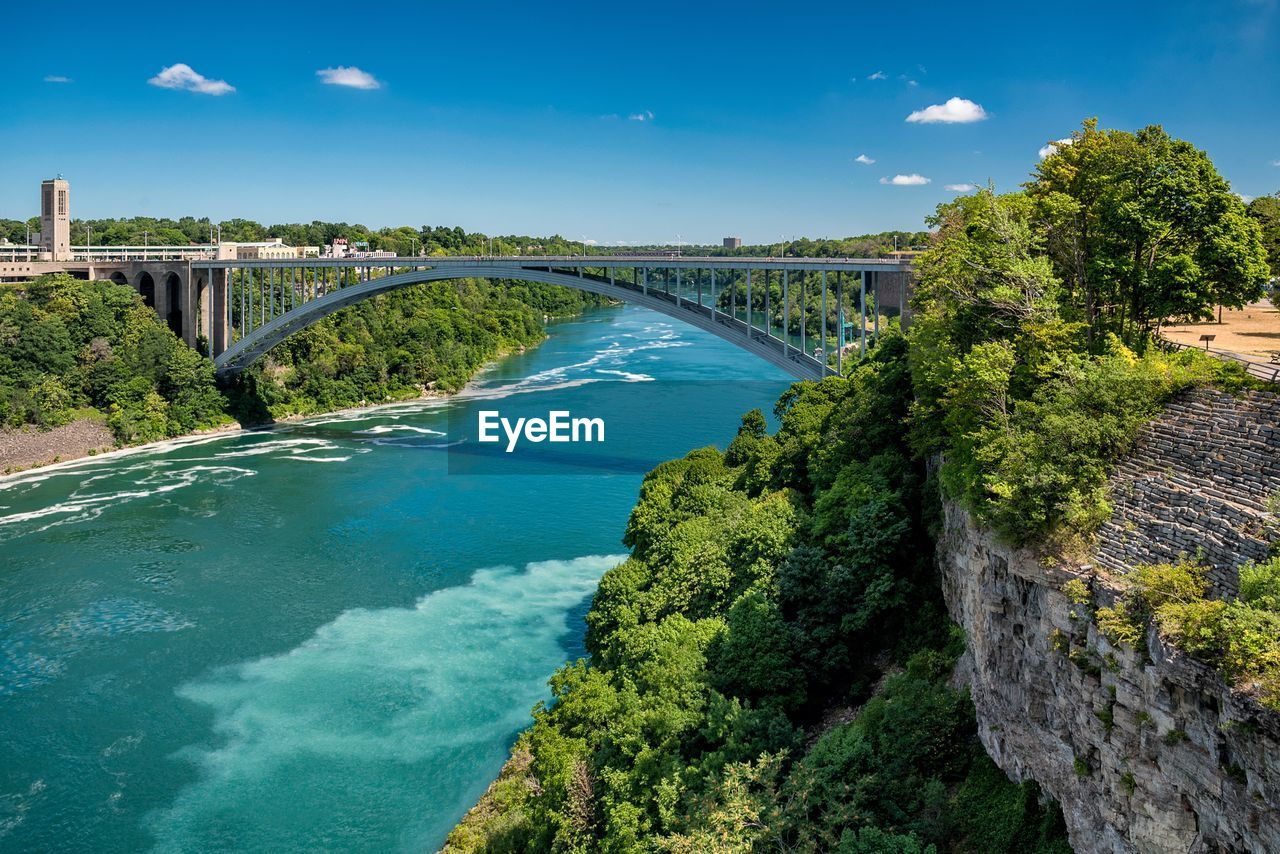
xmin=1094 ymin=389 xmax=1280 ymax=593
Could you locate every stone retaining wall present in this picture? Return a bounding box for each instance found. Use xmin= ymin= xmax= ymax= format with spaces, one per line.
xmin=1093 ymin=389 xmax=1280 ymax=593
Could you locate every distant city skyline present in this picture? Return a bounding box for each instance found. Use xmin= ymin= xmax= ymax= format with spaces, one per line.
xmin=3 ymin=0 xmax=1278 ymax=244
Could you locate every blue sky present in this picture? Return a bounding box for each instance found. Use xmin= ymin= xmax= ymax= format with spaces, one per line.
xmin=2 ymin=0 xmax=1277 ymax=244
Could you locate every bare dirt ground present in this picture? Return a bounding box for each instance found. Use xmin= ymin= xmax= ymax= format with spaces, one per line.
xmin=0 ymin=419 xmax=117 ymax=473
xmin=1162 ymin=300 xmax=1280 ymax=364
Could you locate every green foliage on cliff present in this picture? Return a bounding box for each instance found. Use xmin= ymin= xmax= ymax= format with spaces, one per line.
xmin=909 ymin=125 xmax=1263 ymax=545
xmin=444 ymin=337 xmax=1070 ymax=853
xmin=0 ymin=273 xmax=229 ymax=442
xmin=1099 ymin=559 xmax=1280 ymax=711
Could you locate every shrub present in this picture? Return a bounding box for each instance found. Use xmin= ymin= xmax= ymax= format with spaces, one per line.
xmin=1111 ymin=561 xmax=1280 ymax=711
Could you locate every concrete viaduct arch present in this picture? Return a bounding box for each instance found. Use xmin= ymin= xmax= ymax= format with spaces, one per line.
xmin=85 ymin=261 xmax=205 ymax=349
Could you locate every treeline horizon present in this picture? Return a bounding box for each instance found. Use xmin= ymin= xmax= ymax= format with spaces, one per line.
xmin=0 ymin=214 xmax=930 ymax=259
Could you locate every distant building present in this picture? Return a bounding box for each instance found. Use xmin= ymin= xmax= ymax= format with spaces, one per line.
xmin=233 ymin=239 xmax=298 ymax=260
xmin=324 ymin=238 xmax=393 ymax=259
xmin=723 ymin=236 xmax=742 ymax=249
xmin=211 ymin=239 xmax=314 ymax=260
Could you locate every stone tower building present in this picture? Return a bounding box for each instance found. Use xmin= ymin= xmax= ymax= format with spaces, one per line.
xmin=39 ymin=177 xmax=71 ymax=261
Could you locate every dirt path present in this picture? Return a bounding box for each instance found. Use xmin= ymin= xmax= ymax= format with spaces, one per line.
xmin=1162 ymin=300 xmax=1280 ymax=363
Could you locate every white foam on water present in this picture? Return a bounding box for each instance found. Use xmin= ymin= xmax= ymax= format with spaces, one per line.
xmin=0 ymin=779 xmax=46 ymax=839
xmin=462 ymin=321 xmax=688 ymax=401
xmin=212 ymin=438 xmax=337 ymax=459
xmin=282 ymin=455 xmax=354 ymax=463
xmin=594 ymin=369 xmax=655 ymax=382
xmin=0 ymin=432 xmax=243 ymax=489
xmin=0 ymin=465 xmax=255 ymax=537
xmin=352 ymin=425 xmax=446 ymax=437
xmin=146 ymin=554 xmax=624 ymax=852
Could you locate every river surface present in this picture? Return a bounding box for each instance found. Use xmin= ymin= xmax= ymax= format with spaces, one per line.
xmin=0 ymin=305 xmax=790 ymax=852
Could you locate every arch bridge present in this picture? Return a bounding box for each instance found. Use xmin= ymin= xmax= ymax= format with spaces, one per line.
xmin=191 ymin=256 xmax=914 ymax=381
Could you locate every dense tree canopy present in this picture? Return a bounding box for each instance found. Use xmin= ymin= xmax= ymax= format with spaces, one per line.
xmin=1029 ymin=119 xmax=1269 ymax=338
xmin=0 ymin=274 xmax=228 ymax=443
xmin=909 ymin=187 xmax=1252 ymax=545
xmin=1029 ymin=119 xmax=1269 ymax=337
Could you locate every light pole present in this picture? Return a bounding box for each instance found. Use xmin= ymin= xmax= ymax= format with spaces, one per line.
xmin=85 ymin=225 xmax=91 ymax=260
xmin=142 ymin=230 xmax=149 ymax=261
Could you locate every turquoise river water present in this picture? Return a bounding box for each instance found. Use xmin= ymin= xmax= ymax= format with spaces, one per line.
xmin=0 ymin=305 xmax=790 ymax=852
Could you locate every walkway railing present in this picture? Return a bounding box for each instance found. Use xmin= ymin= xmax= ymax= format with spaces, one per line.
xmin=1159 ymin=337 xmax=1280 ymax=385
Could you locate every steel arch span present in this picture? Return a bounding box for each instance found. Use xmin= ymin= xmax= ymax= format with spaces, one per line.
xmin=213 ymin=266 xmax=838 ymax=381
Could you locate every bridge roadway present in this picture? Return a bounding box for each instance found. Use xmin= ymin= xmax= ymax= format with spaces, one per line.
xmin=192 ymin=255 xmax=914 ymax=381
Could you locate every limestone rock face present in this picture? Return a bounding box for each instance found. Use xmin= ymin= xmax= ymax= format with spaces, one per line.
xmin=938 ymin=389 xmax=1280 ymax=854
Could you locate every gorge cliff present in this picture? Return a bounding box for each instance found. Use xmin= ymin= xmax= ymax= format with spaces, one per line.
xmin=939 ymin=389 xmax=1280 ymax=853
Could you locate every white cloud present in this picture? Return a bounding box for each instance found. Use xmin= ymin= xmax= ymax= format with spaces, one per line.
xmin=907 ymin=79 xmax=919 ymax=87
xmin=854 ymin=154 xmax=876 ymax=165
xmin=1039 ymin=137 xmax=1074 ymax=159
xmin=148 ymin=63 xmax=234 ymax=95
xmin=945 ymin=183 xmax=979 ymax=192
xmin=868 ymin=71 xmax=887 ymax=80
xmin=1238 ymin=193 xmax=1255 ymax=203
xmin=880 ymin=174 xmax=931 ymax=186
xmin=317 ymin=66 xmax=381 ymax=90
xmin=43 ymin=75 xmax=71 ymax=84
xmin=628 ymin=110 xmax=655 ymax=122
xmin=1272 ymin=159 xmax=1280 ymax=167
xmin=905 ymin=97 xmax=988 ymax=124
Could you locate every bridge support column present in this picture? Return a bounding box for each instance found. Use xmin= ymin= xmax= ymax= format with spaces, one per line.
xmin=783 ymin=270 xmax=789 ymax=358
xmin=800 ymin=272 xmax=806 ymax=358
xmin=746 ymin=269 xmax=752 ymax=332
xmin=211 ymin=267 xmax=231 ymax=357
xmin=860 ymin=271 xmax=867 ymax=359
xmin=820 ymin=271 xmax=827 ymax=365
xmin=872 ymin=272 xmax=879 ymax=343
xmin=838 ymin=274 xmax=844 ymax=376
xmin=764 ymin=270 xmax=771 ymax=339
xmin=154 ymin=272 xmax=170 ymax=327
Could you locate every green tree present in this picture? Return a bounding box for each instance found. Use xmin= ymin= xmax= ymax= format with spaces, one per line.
xmin=1246 ymin=193 xmax=1280 ymax=279
xmin=1031 ymin=120 xmax=1270 ymax=336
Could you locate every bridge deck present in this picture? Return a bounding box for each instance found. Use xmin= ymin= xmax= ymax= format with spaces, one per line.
xmin=193 ymin=255 xmax=912 ymax=273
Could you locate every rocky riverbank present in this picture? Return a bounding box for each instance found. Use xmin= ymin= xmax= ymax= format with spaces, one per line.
xmin=1 ymin=418 xmax=120 ymax=474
